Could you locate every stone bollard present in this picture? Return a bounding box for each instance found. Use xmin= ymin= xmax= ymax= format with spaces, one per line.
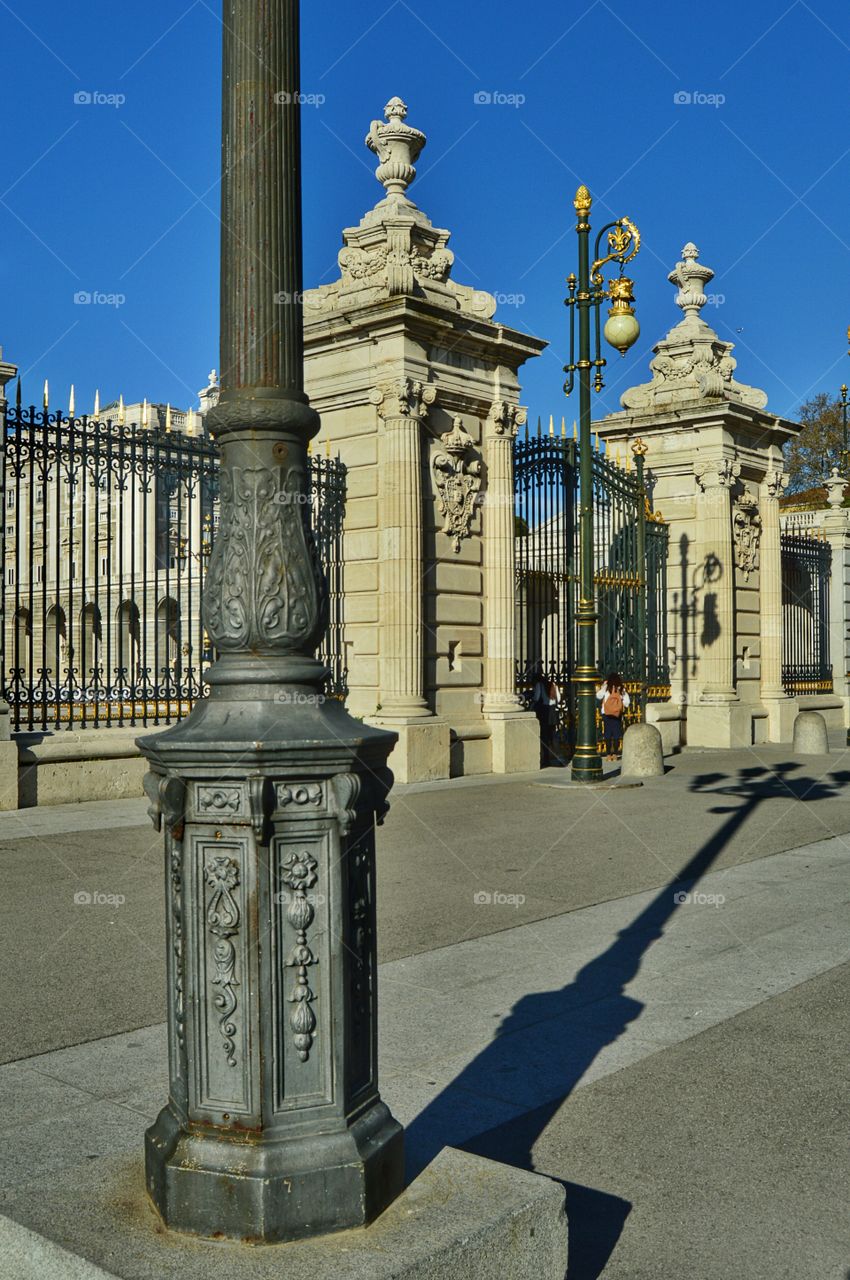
xmin=620 ymin=722 xmax=665 ymax=777
xmin=793 ymin=710 xmax=829 ymax=754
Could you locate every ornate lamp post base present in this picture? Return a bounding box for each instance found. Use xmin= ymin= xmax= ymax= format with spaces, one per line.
xmin=140 ymin=686 xmax=404 ymax=1243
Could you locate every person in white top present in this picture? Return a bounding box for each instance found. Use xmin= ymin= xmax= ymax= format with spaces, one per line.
xmin=596 ymin=672 xmax=630 ymax=762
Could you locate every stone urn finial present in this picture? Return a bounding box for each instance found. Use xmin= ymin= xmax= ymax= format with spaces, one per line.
xmin=365 ymin=96 xmax=426 ymax=200
xmin=668 ymin=243 xmax=715 ymax=322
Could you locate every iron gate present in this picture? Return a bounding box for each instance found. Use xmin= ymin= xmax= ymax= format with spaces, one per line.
xmin=514 ymin=420 xmax=669 ymax=751
xmin=1 ymin=395 xmax=348 ymax=731
xmin=780 ymin=528 xmax=832 ymax=694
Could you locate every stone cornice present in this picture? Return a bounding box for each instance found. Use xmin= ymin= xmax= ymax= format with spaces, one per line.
xmin=595 ymin=401 xmax=800 ymax=444
xmin=303 ymin=294 xmax=548 ymax=368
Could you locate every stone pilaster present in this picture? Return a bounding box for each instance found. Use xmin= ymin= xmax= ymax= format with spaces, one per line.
xmin=687 ymin=456 xmax=753 ymax=747
xmin=759 ymin=465 xmax=795 ymax=740
xmin=371 ymin=378 xmax=434 ymax=720
xmin=481 ymin=400 xmax=524 ymax=715
xmin=480 ymin=400 xmax=539 ymax=773
xmin=694 ymin=457 xmax=740 ymax=701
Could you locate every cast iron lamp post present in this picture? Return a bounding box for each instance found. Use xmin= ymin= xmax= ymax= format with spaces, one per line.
xmin=137 ymin=0 xmax=403 ymax=1244
xmin=563 ymin=185 xmax=641 ymax=782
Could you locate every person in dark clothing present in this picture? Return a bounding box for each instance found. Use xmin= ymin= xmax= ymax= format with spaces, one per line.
xmin=596 ymin=671 xmax=630 ymax=761
xmin=531 ymin=666 xmax=561 ymax=768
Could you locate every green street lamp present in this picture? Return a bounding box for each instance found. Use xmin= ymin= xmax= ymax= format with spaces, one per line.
xmin=563 ymin=184 xmax=641 ymax=782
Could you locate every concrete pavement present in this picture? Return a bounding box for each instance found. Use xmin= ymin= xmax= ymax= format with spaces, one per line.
xmin=0 ymin=745 xmax=848 ymax=1276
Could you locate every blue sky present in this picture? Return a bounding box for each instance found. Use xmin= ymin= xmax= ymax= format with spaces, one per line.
xmin=2 ymin=1 xmax=850 ymax=424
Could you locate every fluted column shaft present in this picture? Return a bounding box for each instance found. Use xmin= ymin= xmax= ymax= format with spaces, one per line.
xmin=696 ymin=459 xmax=738 ymax=700
xmin=374 ymin=380 xmax=433 ymax=718
xmin=760 ymin=470 xmax=787 ymax=698
xmin=482 ymin=402 xmax=524 ymax=714
xmin=221 ymin=0 xmax=303 ymax=394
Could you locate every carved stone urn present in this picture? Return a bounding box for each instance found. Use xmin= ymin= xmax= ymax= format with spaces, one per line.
xmin=365 ymin=96 xmax=426 ymax=200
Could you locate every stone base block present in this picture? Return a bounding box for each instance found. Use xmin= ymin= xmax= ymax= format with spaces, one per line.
xmin=0 ymin=740 xmax=20 ymax=810
xmin=0 ymin=1147 xmax=567 ymax=1280
xmin=16 ymin=730 xmax=146 ymax=808
xmin=371 ymin=719 xmax=451 ymax=784
xmin=686 ymin=702 xmax=753 ymax=749
xmin=761 ymin=696 xmax=798 ymax=744
xmin=645 ymin=703 xmax=683 ymax=755
xmin=487 ymin=713 xmax=540 ymax=774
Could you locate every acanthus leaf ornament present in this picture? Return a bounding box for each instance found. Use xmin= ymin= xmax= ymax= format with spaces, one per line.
xmin=203 ymin=465 xmax=325 ymax=654
xmin=487 ymin=401 xmax=527 ymax=438
xmin=431 ymin=417 xmax=482 ymax=553
xmin=372 ymin=378 xmax=436 ymax=421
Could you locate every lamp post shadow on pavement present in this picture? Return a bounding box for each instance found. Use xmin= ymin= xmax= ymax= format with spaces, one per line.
xmin=137 ymin=0 xmax=403 ymax=1243
xmin=403 ymin=760 xmax=850 ymax=1279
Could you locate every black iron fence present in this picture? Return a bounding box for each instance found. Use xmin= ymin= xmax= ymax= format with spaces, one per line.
xmin=780 ymin=528 xmax=832 ymax=695
xmin=514 ymin=421 xmax=669 ymax=750
xmin=1 ymin=398 xmax=347 ymax=732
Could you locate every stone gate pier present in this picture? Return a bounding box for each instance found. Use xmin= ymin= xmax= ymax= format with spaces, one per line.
xmin=596 ymin=243 xmax=838 ymax=748
xmin=304 ymin=99 xmax=546 ymax=782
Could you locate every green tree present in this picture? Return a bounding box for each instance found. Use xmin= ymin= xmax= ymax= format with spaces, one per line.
xmin=785 ymin=392 xmax=845 ymax=494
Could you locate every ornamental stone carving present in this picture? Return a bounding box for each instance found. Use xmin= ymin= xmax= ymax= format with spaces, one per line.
xmin=302 ymin=99 xmax=497 ymax=321
xmin=432 ymin=417 xmax=483 ymax=552
xmin=366 ymin=97 xmax=426 ymax=200
xmin=621 ymin=244 xmax=768 ymax=413
xmin=733 ymin=491 xmax=762 ymax=580
xmin=694 ymin=457 xmax=741 ymax=491
xmin=764 ymin=468 xmax=789 ymax=500
xmin=487 ymin=401 xmax=527 ymax=438
xmin=371 ymin=378 xmax=436 ymax=421
xmin=203 ymin=465 xmax=325 ymax=654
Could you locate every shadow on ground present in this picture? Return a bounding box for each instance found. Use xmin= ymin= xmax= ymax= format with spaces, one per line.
xmin=403 ymin=762 xmax=850 ymax=1279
